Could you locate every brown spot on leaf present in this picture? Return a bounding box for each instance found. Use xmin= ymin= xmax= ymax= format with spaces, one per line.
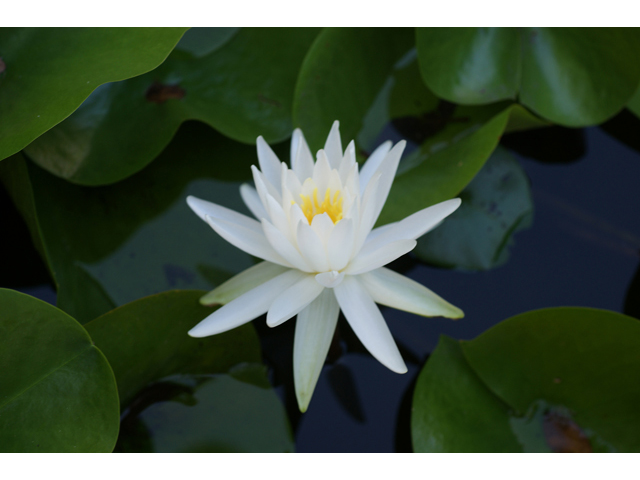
xmin=258 ymin=93 xmax=281 ymax=108
xmin=392 ymin=100 xmax=470 ymax=144
xmin=543 ymin=411 xmax=593 ymax=453
xmin=0 ymin=57 xmax=5 ymax=74
xmin=145 ymin=81 xmax=186 ymax=104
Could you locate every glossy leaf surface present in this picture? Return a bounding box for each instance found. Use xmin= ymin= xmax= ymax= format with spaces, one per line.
xmin=24 ymin=27 xmax=319 ymax=185
xmin=0 ymin=122 xmax=270 ymax=323
xmin=116 ymin=368 xmax=294 ymax=452
xmin=85 ymin=290 xmax=261 ymax=406
xmin=0 ymin=27 xmax=186 ymax=162
xmin=414 ymin=146 xmax=533 ymax=270
xmin=0 ymin=289 xmax=119 ymax=452
xmin=412 ymin=336 xmax=521 ymax=452
xmin=417 ymin=28 xmax=640 ymax=126
xmin=462 ymin=307 xmax=640 ymax=452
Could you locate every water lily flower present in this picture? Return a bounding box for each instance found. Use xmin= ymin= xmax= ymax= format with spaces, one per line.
xmin=187 ymin=121 xmax=463 ymax=411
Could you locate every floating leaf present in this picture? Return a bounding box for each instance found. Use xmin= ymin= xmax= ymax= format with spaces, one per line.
xmin=414 ymin=146 xmax=533 ymax=270
xmin=0 ymin=27 xmax=187 ymax=162
xmin=85 ymin=290 xmax=261 ymax=406
xmin=416 ymin=28 xmax=640 ymax=126
xmin=0 ymin=288 xmax=119 ymax=452
xmin=24 ymin=27 xmax=320 ymax=185
xmin=461 ymin=307 xmax=640 ymax=452
xmin=412 ymin=336 xmax=521 ymax=452
xmin=0 ymin=121 xmax=277 ymax=323
xmin=116 ymin=367 xmax=294 ymax=452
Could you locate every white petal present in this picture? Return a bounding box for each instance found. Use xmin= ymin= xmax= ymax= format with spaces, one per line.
xmin=252 ymin=165 xmax=282 ymax=205
xmin=291 ymin=128 xmax=315 ymax=181
xmin=323 ymin=120 xmax=343 ymax=169
xmin=370 ymin=140 xmax=406 ymax=225
xmin=204 ymin=215 xmax=291 ymax=267
xmin=326 ymin=218 xmax=354 ymax=271
xmin=359 ymin=140 xmax=392 ymax=192
xmin=310 ymin=212 xmax=334 ymax=245
xmin=199 ymin=261 xmax=289 ymax=306
xmin=334 ymin=276 xmax=407 ymax=373
xmin=187 ymin=195 xmax=257 ymax=230
xmin=338 ymin=140 xmax=356 ymax=183
xmin=265 ymin=195 xmax=293 ymax=242
xmin=239 ymin=184 xmax=268 ymax=221
xmin=262 ymin=219 xmax=314 ymax=272
xmin=266 ymin=274 xmax=325 ymax=327
xmin=345 ymin=239 xmax=416 ymax=275
xmin=360 ymin=267 xmax=464 ymax=319
xmin=364 ymin=198 xmax=462 ymax=252
xmin=256 ymin=136 xmax=282 ymax=190
xmin=313 ymin=150 xmax=332 ymax=192
xmin=315 ymin=270 xmax=345 ymax=288
xmin=189 ymin=269 xmax=303 ymax=337
xmin=353 ymin=173 xmax=381 ymax=253
xmin=294 ymin=289 xmax=340 ymax=412
xmin=297 ymin=222 xmax=330 ymax=272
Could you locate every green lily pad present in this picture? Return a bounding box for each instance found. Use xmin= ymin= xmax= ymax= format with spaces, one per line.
xmin=416 ymin=28 xmax=640 ymax=126
xmin=461 ymin=307 xmax=640 ymax=452
xmin=0 ymin=121 xmax=276 ymax=324
xmin=85 ymin=290 xmax=261 ymax=407
xmin=0 ymin=288 xmax=119 ymax=452
xmin=0 ymin=27 xmax=187 ymax=162
xmin=627 ymin=85 xmax=640 ymax=119
xmin=115 ymin=366 xmax=294 ymax=453
xmin=412 ymin=336 xmax=522 ymax=452
xmin=414 ymin=146 xmax=533 ymax=270
xmin=24 ymin=27 xmax=320 ymax=186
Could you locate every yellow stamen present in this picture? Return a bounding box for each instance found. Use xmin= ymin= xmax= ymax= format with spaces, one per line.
xmin=297 ymin=187 xmax=344 ymax=224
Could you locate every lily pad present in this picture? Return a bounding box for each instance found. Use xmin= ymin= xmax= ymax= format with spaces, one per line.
xmin=0 ymin=121 xmax=278 ymax=324
xmin=0 ymin=288 xmax=119 ymax=452
xmin=0 ymin=27 xmax=187 ymax=162
xmin=462 ymin=307 xmax=640 ymax=452
xmin=412 ymin=336 xmax=521 ymax=452
xmin=416 ymin=28 xmax=640 ymax=126
xmin=413 ymin=146 xmax=533 ymax=270
xmin=24 ymin=27 xmax=320 ymax=186
xmin=85 ymin=290 xmax=261 ymax=407
xmin=115 ymin=367 xmax=294 ymax=453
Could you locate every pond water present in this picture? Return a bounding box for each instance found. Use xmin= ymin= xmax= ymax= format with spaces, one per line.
xmin=7 ymin=114 xmax=640 ymax=452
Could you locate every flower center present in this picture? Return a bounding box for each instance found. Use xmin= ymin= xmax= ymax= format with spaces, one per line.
xmin=298 ymin=187 xmax=344 ymax=224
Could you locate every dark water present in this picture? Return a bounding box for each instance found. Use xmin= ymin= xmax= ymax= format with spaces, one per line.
xmin=9 ymin=116 xmax=640 ymax=453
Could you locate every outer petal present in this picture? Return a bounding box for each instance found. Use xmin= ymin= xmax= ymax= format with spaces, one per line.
xmin=199 ymin=261 xmax=289 ymax=306
xmin=323 ymin=120 xmax=343 ymax=169
xmin=360 ymin=267 xmax=464 ymax=319
xmin=364 ymin=198 xmax=461 ymax=252
xmin=256 ymin=136 xmax=282 ymax=190
xmin=187 ymin=195 xmax=257 ymax=229
xmin=334 ymin=275 xmax=407 ymax=373
xmin=294 ymin=289 xmax=340 ymax=412
xmin=266 ymin=274 xmax=325 ymax=327
xmin=370 ymin=140 xmax=406 ymax=224
xmin=358 ymin=140 xmax=392 ymax=192
xmin=204 ymin=215 xmax=291 ymax=267
xmin=345 ymin=239 xmax=416 ymax=275
xmin=291 ymin=128 xmax=315 ymax=181
xmin=240 ymin=184 xmax=268 ymax=221
xmin=262 ymin=219 xmax=314 ymax=272
xmin=315 ymin=271 xmax=345 ymax=288
xmin=189 ymin=269 xmax=304 ymax=337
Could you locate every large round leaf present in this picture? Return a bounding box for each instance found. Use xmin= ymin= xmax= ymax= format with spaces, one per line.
xmin=412 ymin=336 xmax=522 ymax=452
xmin=116 ymin=367 xmax=294 ymax=452
xmin=85 ymin=290 xmax=261 ymax=406
xmin=0 ymin=121 xmax=275 ymax=323
xmin=417 ymin=28 xmax=640 ymax=126
xmin=24 ymin=27 xmax=320 ymax=186
xmin=0 ymin=288 xmax=119 ymax=452
xmin=461 ymin=307 xmax=640 ymax=452
xmin=414 ymin=146 xmax=533 ymax=270
xmin=0 ymin=27 xmax=187 ymax=162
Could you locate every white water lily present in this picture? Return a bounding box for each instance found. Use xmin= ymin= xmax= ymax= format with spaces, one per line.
xmin=187 ymin=121 xmax=463 ymax=411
